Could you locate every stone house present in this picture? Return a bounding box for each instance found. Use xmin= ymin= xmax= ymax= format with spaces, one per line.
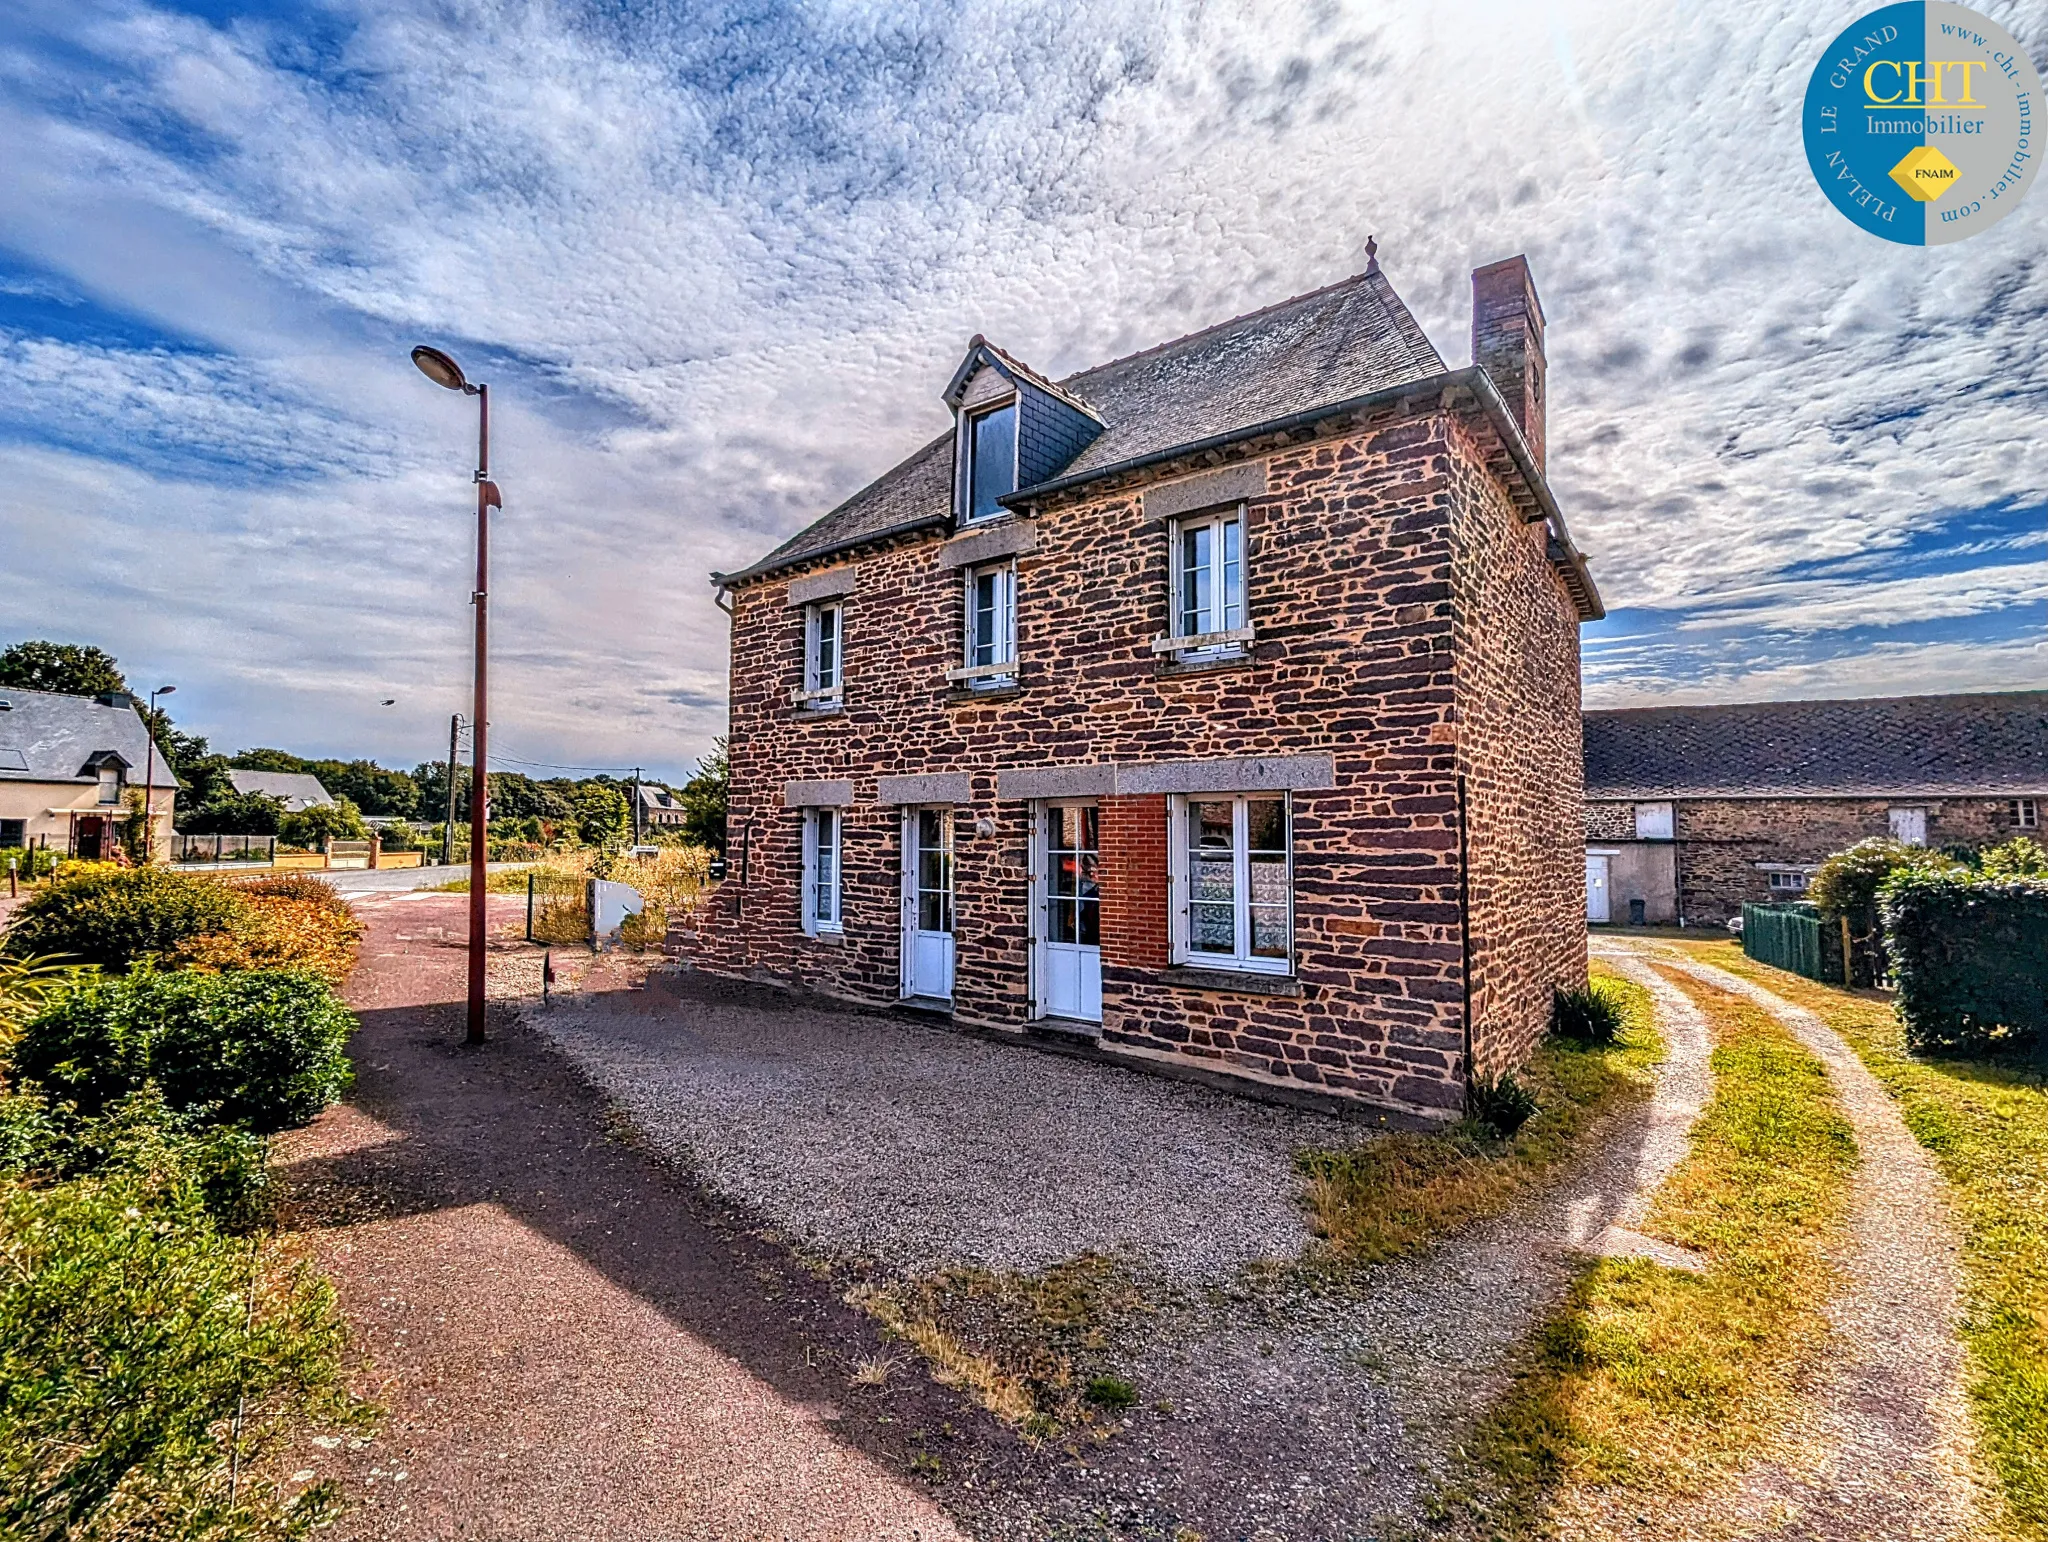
xmin=0 ymin=686 xmax=177 ymax=861
xmin=1584 ymin=691 xmax=2048 ymax=927
xmin=678 ymin=251 xmax=1604 ymax=1123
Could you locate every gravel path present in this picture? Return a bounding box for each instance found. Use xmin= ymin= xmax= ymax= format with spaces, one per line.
xmin=536 ymin=971 xmax=1345 ymax=1282
xmin=532 ymin=956 xmax=1718 ymax=1539
xmin=1590 ymin=939 xmax=1989 ymax=1542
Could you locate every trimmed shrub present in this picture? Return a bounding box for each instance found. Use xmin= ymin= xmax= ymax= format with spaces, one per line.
xmin=171 ymin=899 xmax=364 ymax=986
xmin=1552 ymin=982 xmax=1630 ymax=1047
xmin=11 ymin=968 xmax=355 ymax=1134
xmin=1 ymin=865 xmax=245 ymax=970
xmin=1881 ymin=871 xmax=2048 ymax=1059
xmin=377 ymin=819 xmax=420 ymax=851
xmin=1470 ymin=1072 xmax=1539 ymax=1139
xmin=0 ymin=1137 xmax=361 ymax=1538
xmin=1809 ymin=837 xmax=1959 ymax=985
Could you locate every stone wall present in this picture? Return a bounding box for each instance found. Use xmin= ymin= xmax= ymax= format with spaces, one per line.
xmin=682 ymin=397 xmax=1585 ymax=1121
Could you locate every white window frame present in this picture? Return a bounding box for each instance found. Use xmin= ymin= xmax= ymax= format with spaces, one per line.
xmin=97 ymin=767 xmax=121 ymax=805
xmin=1157 ymin=504 xmax=1252 ymax=660
xmin=1168 ymin=792 xmax=1293 ymax=975
xmin=960 ymin=398 xmax=1020 ymax=524
xmin=794 ymin=601 xmax=843 ymax=708
xmin=800 ymin=807 xmax=842 ymax=935
xmin=1633 ymin=801 xmax=1674 ymax=841
xmin=2012 ymin=798 xmax=2039 ymax=830
xmin=1767 ymin=870 xmax=1811 ymax=893
xmin=947 ymin=561 xmax=1017 ymax=689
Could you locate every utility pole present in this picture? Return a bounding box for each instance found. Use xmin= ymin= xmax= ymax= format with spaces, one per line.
xmin=631 ymin=766 xmax=642 ymax=846
xmin=443 ymin=713 xmax=462 ymax=867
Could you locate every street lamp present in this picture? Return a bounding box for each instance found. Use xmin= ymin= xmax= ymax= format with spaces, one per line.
xmin=412 ymin=343 xmax=502 ymax=1046
xmin=142 ymin=684 xmax=175 ymax=863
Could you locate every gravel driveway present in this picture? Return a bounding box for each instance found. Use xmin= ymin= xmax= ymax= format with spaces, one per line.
xmin=535 ymin=972 xmax=1349 ymax=1283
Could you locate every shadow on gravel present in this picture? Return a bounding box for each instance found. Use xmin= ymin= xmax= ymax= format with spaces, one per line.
xmin=282 ymin=911 xmax=1053 ymax=1529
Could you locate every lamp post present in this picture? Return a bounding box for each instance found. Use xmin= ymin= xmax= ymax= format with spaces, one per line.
xmin=412 ymin=344 xmax=502 ymax=1046
xmin=142 ymin=684 xmax=175 ymax=863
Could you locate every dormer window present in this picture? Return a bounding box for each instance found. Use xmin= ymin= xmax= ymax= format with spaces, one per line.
xmin=965 ymin=401 xmax=1017 ymax=522
xmin=98 ymin=767 xmax=121 ymax=804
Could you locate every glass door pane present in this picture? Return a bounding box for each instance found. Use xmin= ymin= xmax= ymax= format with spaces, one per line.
xmin=916 ymin=808 xmax=953 ymax=933
xmin=1187 ymin=799 xmax=1236 ymax=955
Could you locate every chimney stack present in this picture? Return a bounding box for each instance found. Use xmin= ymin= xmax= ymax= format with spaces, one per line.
xmin=1471 ymin=256 xmax=1546 ymax=475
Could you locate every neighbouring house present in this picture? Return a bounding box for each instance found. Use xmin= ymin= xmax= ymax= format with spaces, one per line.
xmin=673 ymin=249 xmax=1604 ymax=1124
xmin=0 ymin=686 xmax=178 ymax=861
xmin=637 ymin=784 xmax=689 ymax=833
xmin=226 ymin=769 xmax=335 ymax=813
xmin=1584 ymin=691 xmax=2048 ymax=927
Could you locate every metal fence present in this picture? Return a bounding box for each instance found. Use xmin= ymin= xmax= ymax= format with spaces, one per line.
xmin=1742 ymin=902 xmax=1826 ymax=981
xmin=171 ymin=833 xmax=277 ymax=865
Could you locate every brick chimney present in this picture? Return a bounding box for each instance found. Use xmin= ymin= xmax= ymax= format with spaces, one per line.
xmin=1471 ymin=256 xmax=1546 ymax=475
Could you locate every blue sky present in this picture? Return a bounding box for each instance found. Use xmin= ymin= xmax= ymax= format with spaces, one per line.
xmin=0 ymin=0 xmax=2042 ymax=781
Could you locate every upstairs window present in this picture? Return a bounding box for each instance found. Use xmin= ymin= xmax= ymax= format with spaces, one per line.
xmin=965 ymin=402 xmax=1017 ymax=522
xmin=1170 ymin=794 xmax=1292 ymax=974
xmin=1768 ymin=869 xmax=1811 ymax=894
xmin=802 ymin=602 xmax=842 ymax=702
xmin=1634 ymin=801 xmax=1674 ymax=841
xmin=1888 ymin=805 xmax=1928 ymax=846
xmin=800 ymin=808 xmax=842 ymax=934
xmin=2012 ymin=798 xmax=2039 ymax=830
xmin=958 ymin=562 xmax=1016 ymax=689
xmin=97 ymin=767 xmax=121 ymax=805
xmin=1175 ymin=509 xmax=1246 ymax=643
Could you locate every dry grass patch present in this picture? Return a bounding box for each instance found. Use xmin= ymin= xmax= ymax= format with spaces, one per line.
xmin=1463 ymin=969 xmax=1857 ymax=1533
xmin=846 ymin=1254 xmax=1150 ymax=1439
xmin=1674 ymin=938 xmax=2048 ymax=1541
xmin=1297 ymin=966 xmax=1663 ymax=1267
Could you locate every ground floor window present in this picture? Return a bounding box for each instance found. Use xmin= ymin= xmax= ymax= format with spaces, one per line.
xmin=0 ymin=819 xmax=22 ymax=849
xmin=2013 ymin=798 xmax=2039 ymax=830
xmin=800 ymin=808 xmax=841 ymax=934
xmin=1170 ymin=793 xmax=1291 ymax=973
xmin=1767 ymin=870 xmax=1810 ymax=894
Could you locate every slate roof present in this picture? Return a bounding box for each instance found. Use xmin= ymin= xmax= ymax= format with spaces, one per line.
xmin=0 ymin=686 xmax=176 ymax=787
xmin=1584 ymin=692 xmax=2048 ymax=799
xmin=727 ymin=262 xmax=1448 ymax=583
xmin=226 ymin=770 xmax=334 ymax=811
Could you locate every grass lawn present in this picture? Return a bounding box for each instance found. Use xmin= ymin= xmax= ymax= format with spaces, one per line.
xmin=1674 ymin=937 xmax=2048 ymax=1541
xmin=1464 ymin=965 xmax=1858 ymax=1532
xmin=1296 ymin=965 xmax=1664 ymax=1267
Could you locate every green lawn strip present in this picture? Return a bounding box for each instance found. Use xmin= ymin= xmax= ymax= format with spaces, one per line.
xmin=1295 ymin=966 xmax=1663 ymax=1267
xmin=1673 ymin=938 xmax=2048 ymax=1541
xmin=1461 ymin=969 xmax=1857 ymax=1534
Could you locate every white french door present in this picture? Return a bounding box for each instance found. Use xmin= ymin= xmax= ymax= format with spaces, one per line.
xmin=901 ymin=806 xmax=955 ymax=1000
xmin=1585 ymin=853 xmax=1612 ymax=924
xmin=1033 ymin=803 xmax=1102 ymax=1022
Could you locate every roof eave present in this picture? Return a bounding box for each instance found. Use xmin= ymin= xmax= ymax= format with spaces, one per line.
xmin=712 ymin=510 xmax=953 ymax=591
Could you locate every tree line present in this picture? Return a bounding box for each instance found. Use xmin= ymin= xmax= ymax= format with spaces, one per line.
xmin=0 ymin=639 xmax=727 ymax=852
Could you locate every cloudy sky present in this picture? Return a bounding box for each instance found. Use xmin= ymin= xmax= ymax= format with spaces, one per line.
xmin=0 ymin=0 xmax=2042 ymax=782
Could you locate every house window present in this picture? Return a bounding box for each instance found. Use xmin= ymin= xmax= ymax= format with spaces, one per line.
xmin=965 ymin=401 xmax=1017 ymax=522
xmin=1888 ymin=805 xmax=1928 ymax=846
xmin=0 ymin=819 xmax=23 ymax=849
xmin=97 ymin=768 xmax=121 ymax=805
xmin=803 ymin=602 xmax=842 ymax=700
xmin=1170 ymin=507 xmax=1247 ymax=653
xmin=960 ymin=562 xmax=1017 ymax=687
xmin=1634 ymin=801 xmax=1674 ymax=841
xmin=1768 ymin=870 xmax=1809 ymax=894
xmin=800 ymin=808 xmax=842 ymax=934
xmin=2013 ymin=799 xmax=2039 ymax=830
xmin=1171 ymin=794 xmax=1292 ymax=974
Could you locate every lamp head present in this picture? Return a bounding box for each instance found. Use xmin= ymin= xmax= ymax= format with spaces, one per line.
xmin=154 ymin=684 xmax=175 ymax=697
xmin=411 ymin=345 xmax=470 ymax=392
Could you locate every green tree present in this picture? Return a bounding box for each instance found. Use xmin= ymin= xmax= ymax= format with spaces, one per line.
xmin=277 ymin=799 xmax=368 ymax=851
xmin=573 ymin=782 xmax=629 ymax=846
xmin=181 ymin=789 xmax=287 ymax=836
xmin=0 ymin=641 xmax=128 ymax=698
xmin=679 ymin=737 xmax=729 ymax=853
xmin=230 ymin=748 xmax=310 ymax=774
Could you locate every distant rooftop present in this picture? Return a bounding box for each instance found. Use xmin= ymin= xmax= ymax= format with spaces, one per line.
xmin=227 ymin=770 xmax=334 ymax=811
xmin=1585 ymin=691 xmax=2048 ymax=798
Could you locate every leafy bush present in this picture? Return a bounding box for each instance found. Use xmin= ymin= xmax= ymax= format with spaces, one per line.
xmin=1 ymin=865 xmax=244 ymax=970
xmin=180 ymin=789 xmax=287 ymax=836
xmin=1552 ymin=981 xmax=1631 ymax=1047
xmin=0 ymin=1129 xmax=362 ymax=1539
xmin=1470 ymin=1072 xmax=1539 ymax=1138
xmin=1808 ymin=838 xmax=1959 ymax=986
xmin=276 ymin=798 xmax=367 ymax=852
xmin=1881 ymin=871 xmax=2048 ymax=1059
xmin=1980 ymin=837 xmax=2048 ymax=879
xmin=376 ymin=819 xmax=420 ymax=851
xmin=172 ymin=899 xmax=364 ymax=986
xmin=231 ymin=874 xmax=348 ymax=907
xmin=11 ymin=968 xmax=356 ymax=1133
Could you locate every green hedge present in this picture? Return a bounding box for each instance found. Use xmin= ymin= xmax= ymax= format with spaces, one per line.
xmin=1 ymin=866 xmax=245 ymax=970
xmin=11 ymin=969 xmax=355 ymax=1134
xmin=1881 ymin=872 xmax=2048 ymax=1058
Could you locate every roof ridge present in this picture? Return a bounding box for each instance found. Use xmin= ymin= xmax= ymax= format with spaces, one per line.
xmin=1057 ymin=264 xmax=1391 ymax=386
xmin=1586 ymin=688 xmax=2048 ymax=716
